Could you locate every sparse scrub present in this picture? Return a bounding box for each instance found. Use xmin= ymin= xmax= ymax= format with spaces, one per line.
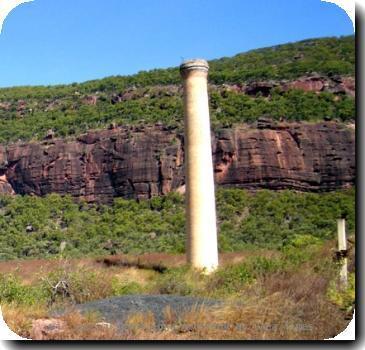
xmin=41 ymin=265 xmax=115 ymax=304
xmin=33 ymin=310 xmax=122 ymax=340
xmin=206 ymin=264 xmax=254 ymax=297
xmin=2 ymin=303 xmax=48 ymax=339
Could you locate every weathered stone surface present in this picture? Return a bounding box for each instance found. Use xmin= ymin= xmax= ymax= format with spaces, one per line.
xmin=82 ymin=95 xmax=99 ymax=105
xmin=0 ymin=145 xmax=7 ymax=170
xmin=213 ymin=122 xmax=355 ymax=191
xmin=0 ymin=174 xmax=14 ymax=195
xmin=244 ymin=81 xmax=279 ymax=97
xmin=0 ymin=145 xmax=14 ymax=195
xmin=108 ymin=75 xmax=355 ymax=106
xmin=3 ymin=126 xmax=184 ymax=203
xmin=281 ymin=75 xmax=355 ymax=97
xmin=0 ymin=122 xmax=355 ymax=203
xmin=31 ymin=318 xmax=65 ymax=340
xmin=218 ymin=75 xmax=355 ymax=97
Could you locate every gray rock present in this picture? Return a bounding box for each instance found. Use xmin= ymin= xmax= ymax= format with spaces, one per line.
xmin=60 ymin=294 xmax=222 ymax=331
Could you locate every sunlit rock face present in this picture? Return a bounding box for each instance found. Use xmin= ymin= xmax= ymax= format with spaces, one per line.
xmin=0 ymin=121 xmax=355 ymax=203
xmin=213 ymin=122 xmax=355 ymax=192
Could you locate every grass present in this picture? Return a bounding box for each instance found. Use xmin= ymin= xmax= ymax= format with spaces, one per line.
xmin=0 ymin=237 xmax=355 ymax=340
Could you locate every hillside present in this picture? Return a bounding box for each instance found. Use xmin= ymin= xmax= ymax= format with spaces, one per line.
xmin=0 ymin=35 xmax=355 ymax=144
xmin=0 ymin=35 xmax=356 ymax=340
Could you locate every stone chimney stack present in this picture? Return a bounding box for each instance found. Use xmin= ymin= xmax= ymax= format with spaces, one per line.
xmin=180 ymin=59 xmax=219 ymax=273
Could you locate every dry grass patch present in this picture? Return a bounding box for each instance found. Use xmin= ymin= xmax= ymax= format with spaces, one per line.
xmin=2 ymin=303 xmax=48 ymax=339
xmin=112 ymin=267 xmax=157 ymax=287
xmin=31 ymin=311 xmax=122 ymax=340
xmin=0 ymin=237 xmax=354 ymax=340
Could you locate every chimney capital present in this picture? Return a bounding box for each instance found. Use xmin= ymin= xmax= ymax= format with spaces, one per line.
xmin=180 ymin=59 xmax=209 ymax=78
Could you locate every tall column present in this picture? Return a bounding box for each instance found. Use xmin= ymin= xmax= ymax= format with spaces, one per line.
xmin=180 ymin=59 xmax=218 ymax=273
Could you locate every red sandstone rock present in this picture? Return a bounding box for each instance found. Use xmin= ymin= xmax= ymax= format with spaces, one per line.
xmin=31 ymin=318 xmax=65 ymax=340
xmin=340 ymin=77 xmax=355 ymax=97
xmin=0 ymin=102 xmax=11 ymax=111
xmin=213 ymin=122 xmax=355 ymax=191
xmin=0 ymin=122 xmax=355 ymax=203
xmin=284 ymin=77 xmax=325 ymax=92
xmin=82 ymin=95 xmax=98 ymax=105
xmin=0 ymin=174 xmax=14 ymax=195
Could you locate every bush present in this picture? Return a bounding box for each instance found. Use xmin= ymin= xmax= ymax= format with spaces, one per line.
xmin=0 ymin=274 xmax=47 ymax=305
xmin=41 ymin=266 xmax=114 ymax=304
xmin=286 ymin=234 xmax=322 ymax=248
xmin=152 ymin=267 xmax=194 ymax=296
xmin=207 ymin=264 xmax=254 ymax=297
xmin=111 ymin=281 xmax=145 ymax=296
xmin=327 ymin=273 xmax=355 ymax=314
xmin=246 ymin=256 xmax=283 ymax=277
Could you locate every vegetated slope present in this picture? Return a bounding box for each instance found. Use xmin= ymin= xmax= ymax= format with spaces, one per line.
xmin=0 ymin=36 xmax=355 ymax=143
xmin=0 ymin=188 xmax=355 ymax=260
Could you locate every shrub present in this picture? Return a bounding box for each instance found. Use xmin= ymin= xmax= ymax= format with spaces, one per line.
xmin=246 ymin=256 xmax=283 ymax=277
xmin=111 ymin=281 xmax=145 ymax=296
xmin=327 ymin=273 xmax=355 ymax=314
xmin=0 ymin=274 xmax=47 ymax=305
xmin=152 ymin=267 xmax=195 ymax=296
xmin=41 ymin=266 xmax=114 ymax=304
xmin=207 ymin=264 xmax=254 ymax=296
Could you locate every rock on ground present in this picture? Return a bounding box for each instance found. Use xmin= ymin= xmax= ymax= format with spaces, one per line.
xmin=31 ymin=318 xmax=66 ymax=340
xmin=70 ymin=294 xmax=222 ymax=331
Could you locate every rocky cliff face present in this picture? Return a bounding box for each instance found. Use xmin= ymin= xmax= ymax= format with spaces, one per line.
xmin=0 ymin=122 xmax=355 ymax=203
xmin=0 ymin=75 xmax=355 ymax=117
xmin=213 ymin=122 xmax=355 ymax=191
xmin=218 ymin=74 xmax=355 ymax=97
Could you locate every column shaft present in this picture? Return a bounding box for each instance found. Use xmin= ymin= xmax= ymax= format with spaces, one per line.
xmin=180 ymin=60 xmax=218 ymax=272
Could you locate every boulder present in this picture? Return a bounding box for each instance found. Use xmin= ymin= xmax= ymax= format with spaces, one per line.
xmin=31 ymin=319 xmax=65 ymax=340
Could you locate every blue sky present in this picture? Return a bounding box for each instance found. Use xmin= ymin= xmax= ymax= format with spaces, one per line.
xmin=0 ymin=0 xmax=354 ymax=88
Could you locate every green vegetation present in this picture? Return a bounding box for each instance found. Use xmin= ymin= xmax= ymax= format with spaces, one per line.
xmin=0 ymin=188 xmax=355 ymax=260
xmin=0 ymin=229 xmax=354 ymax=339
xmin=1 ymin=36 xmax=354 ymax=96
xmin=0 ymin=237 xmax=350 ymax=305
xmin=210 ymin=89 xmax=354 ymax=128
xmin=327 ymin=273 xmax=355 ymax=314
xmin=0 ymin=267 xmax=144 ymax=306
xmin=151 ymin=241 xmax=333 ymax=299
xmin=0 ymin=274 xmax=47 ymax=305
xmin=209 ymin=35 xmax=354 ymax=83
xmin=0 ymin=35 xmax=355 ymax=338
xmin=0 ymin=36 xmax=355 ymax=143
